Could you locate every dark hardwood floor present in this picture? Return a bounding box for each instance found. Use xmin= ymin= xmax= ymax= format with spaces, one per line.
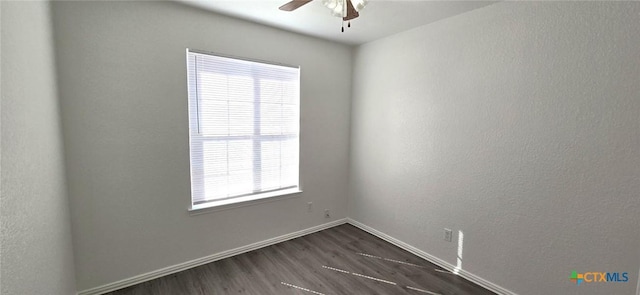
xmin=107 ymin=224 xmax=495 ymax=295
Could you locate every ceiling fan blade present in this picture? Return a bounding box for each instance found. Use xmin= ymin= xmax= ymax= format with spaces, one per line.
xmin=342 ymin=0 xmax=359 ymax=21
xmin=279 ymin=0 xmax=313 ymax=11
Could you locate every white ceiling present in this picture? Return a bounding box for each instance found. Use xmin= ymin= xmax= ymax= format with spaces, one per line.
xmin=179 ymin=0 xmax=498 ymax=45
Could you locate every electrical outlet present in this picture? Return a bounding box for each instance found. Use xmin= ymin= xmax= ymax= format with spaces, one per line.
xmin=324 ymin=209 xmax=330 ymax=218
xmin=307 ymin=202 xmax=313 ymax=212
xmin=444 ymin=228 xmax=453 ymax=242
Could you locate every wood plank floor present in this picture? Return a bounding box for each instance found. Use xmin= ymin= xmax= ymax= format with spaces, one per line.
xmin=107 ymin=224 xmax=495 ymax=295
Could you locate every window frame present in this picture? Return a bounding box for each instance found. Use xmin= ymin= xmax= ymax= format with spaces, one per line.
xmin=186 ymin=49 xmax=302 ymax=213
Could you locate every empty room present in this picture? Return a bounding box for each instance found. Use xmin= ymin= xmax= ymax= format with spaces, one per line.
xmin=1 ymin=0 xmax=639 ymax=295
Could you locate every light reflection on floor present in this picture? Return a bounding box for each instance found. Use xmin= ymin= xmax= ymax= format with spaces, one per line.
xmin=281 ymin=251 xmax=443 ymax=295
xmin=282 ymin=230 xmax=466 ymax=295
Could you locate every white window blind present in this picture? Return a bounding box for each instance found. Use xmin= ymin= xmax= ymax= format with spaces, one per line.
xmin=186 ymin=49 xmax=300 ymax=207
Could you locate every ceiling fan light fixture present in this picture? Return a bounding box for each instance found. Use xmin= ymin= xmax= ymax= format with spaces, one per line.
xmin=322 ymin=0 xmax=368 ymax=17
xmin=322 ymin=0 xmax=343 ymax=17
xmin=279 ymin=0 xmax=367 ymax=33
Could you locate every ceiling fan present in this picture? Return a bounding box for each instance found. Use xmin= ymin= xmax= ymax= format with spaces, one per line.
xmin=278 ymin=0 xmax=368 ymax=32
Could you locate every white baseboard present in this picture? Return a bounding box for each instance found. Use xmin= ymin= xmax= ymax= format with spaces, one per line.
xmin=78 ymin=218 xmax=347 ymax=295
xmin=346 ymin=218 xmax=518 ymax=295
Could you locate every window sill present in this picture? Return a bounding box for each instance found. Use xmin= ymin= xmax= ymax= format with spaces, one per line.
xmin=188 ymin=188 xmax=302 ymax=216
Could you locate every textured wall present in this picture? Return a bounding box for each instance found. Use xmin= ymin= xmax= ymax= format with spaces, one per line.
xmin=0 ymin=1 xmax=77 ymax=294
xmin=350 ymin=2 xmax=640 ymax=294
xmin=51 ymin=1 xmax=352 ymax=291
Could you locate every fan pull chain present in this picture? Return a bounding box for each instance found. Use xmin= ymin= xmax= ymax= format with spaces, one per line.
xmin=341 ymin=20 xmax=352 ymax=32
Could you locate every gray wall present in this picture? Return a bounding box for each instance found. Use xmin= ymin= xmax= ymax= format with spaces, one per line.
xmin=51 ymin=1 xmax=352 ymax=291
xmin=0 ymin=1 xmax=77 ymax=294
xmin=350 ymin=2 xmax=640 ymax=295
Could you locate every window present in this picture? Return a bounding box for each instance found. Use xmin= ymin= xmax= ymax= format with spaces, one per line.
xmin=186 ymin=49 xmax=300 ymax=210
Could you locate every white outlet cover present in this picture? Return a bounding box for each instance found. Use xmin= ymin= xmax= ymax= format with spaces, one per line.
xmin=444 ymin=228 xmax=453 ymax=242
